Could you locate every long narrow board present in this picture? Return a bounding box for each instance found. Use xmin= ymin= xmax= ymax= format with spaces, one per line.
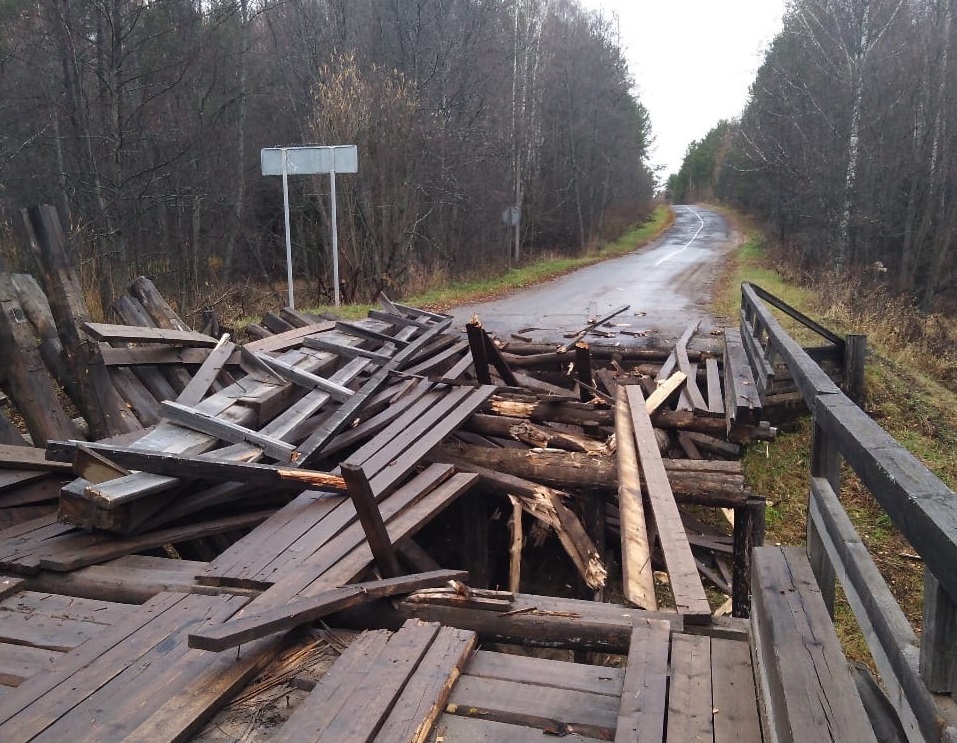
xmin=624 ymin=386 xmax=711 ymax=623
xmin=614 ymin=386 xmax=657 ymax=610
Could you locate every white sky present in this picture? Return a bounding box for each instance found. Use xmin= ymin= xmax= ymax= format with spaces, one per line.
xmin=577 ymin=0 xmax=788 ymax=178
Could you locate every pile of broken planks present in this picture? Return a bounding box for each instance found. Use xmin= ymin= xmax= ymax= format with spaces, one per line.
xmin=0 ymin=211 xmax=774 ymax=741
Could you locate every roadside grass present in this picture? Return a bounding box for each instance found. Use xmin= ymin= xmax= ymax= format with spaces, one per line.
xmin=715 ymin=208 xmax=953 ymax=661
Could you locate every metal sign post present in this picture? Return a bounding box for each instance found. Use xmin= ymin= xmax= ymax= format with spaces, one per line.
xmin=261 ymin=145 xmax=358 ymax=308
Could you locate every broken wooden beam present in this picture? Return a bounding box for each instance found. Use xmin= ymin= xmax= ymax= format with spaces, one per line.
xmin=188 ymin=570 xmax=466 ymax=651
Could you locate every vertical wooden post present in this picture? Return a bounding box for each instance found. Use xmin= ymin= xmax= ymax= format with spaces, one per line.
xmin=807 ymin=401 xmax=840 ymax=615
xmin=575 ymin=341 xmax=594 ymax=402
xmin=465 ymin=319 xmax=492 ymax=385
xmin=920 ymin=570 xmax=957 ymax=692
xmin=340 ymin=462 xmax=402 ymax=579
xmin=460 ymin=490 xmax=489 ymax=589
xmin=732 ymin=494 xmax=765 ymax=618
xmin=843 ymin=333 xmax=867 ymax=403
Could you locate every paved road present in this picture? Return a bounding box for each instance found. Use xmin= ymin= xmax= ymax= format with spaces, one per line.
xmin=450 ymin=205 xmax=734 ymax=347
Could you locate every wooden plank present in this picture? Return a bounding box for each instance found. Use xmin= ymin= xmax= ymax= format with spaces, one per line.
xmin=742 ymin=283 xmax=840 ymax=403
xmin=624 ymin=386 xmax=710 ymax=622
xmin=0 ymin=642 xmax=62 ymax=687
xmin=665 ymin=632 xmax=713 ymax=742
xmin=705 ymin=356 xmax=723 ymax=415
xmin=367 ymin=386 xmax=496 ymax=496
xmin=751 ymin=546 xmax=879 ymax=743
xmin=711 ymin=637 xmax=762 ymax=743
xmin=466 ymin=650 xmax=624 ymax=697
xmin=188 ymin=570 xmax=466 ymax=651
xmin=428 ymin=715 xmax=606 ymax=743
xmin=175 ymin=335 xmax=235 ymax=407
xmin=295 ymin=320 xmax=451 ymax=464
xmin=35 ymin=510 xmax=271 ymax=572
xmin=82 ymin=322 xmax=217 ymax=346
xmin=815 ymin=393 xmax=957 ymax=605
xmin=368 ymin=308 xmax=431 ymax=329
xmin=674 ymin=320 xmax=708 ymax=413
xmin=614 ymin=387 xmax=657 ymax=611
xmin=335 ymin=320 xmax=412 ymax=348
xmin=159 ymin=400 xmax=297 ymax=461
xmin=283 ymin=619 xmax=440 ymax=743
xmin=275 ymin=630 xmax=393 ymax=743
xmin=644 ymin=371 xmax=686 ymax=414
xmin=303 ymin=335 xmax=393 ymax=364
xmin=0 ymin=447 xmax=70 ymax=474
xmin=615 ymin=618 xmax=671 ymax=743
xmin=374 ymin=627 xmax=477 ymax=743
xmin=723 ymin=328 xmax=762 ymax=427
xmin=14 ymin=593 xmax=259 ymax=743
xmin=446 ymin=675 xmax=618 ymax=738
xmin=244 ymin=321 xmax=336 ymax=353
xmin=255 ymin=352 xmax=355 ymax=401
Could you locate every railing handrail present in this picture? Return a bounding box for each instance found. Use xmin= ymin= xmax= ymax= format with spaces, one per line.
xmin=741 ymin=282 xmax=957 ymax=743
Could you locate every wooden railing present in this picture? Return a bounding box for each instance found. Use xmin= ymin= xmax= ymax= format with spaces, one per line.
xmin=741 ymin=282 xmax=957 ymax=743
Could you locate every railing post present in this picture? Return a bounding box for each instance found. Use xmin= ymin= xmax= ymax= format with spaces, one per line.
xmin=920 ymin=570 xmax=957 ymax=692
xmin=807 ymin=399 xmax=840 ymax=615
xmin=843 ymin=333 xmax=867 ymax=403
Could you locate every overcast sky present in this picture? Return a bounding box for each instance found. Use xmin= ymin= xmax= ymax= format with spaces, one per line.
xmin=577 ymin=0 xmax=788 ymax=178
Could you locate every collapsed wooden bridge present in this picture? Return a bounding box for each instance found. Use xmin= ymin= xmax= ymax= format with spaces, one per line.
xmin=0 ymin=206 xmax=952 ymax=742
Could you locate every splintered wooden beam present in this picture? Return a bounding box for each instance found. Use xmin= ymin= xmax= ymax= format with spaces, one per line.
xmin=52 ymin=441 xmax=348 ymax=496
xmin=335 ymin=320 xmax=412 ymax=347
xmin=187 ymin=570 xmax=466 ymax=651
xmin=466 ymin=319 xmax=492 ymax=385
xmin=615 ymin=387 xmax=657 ymax=611
xmin=624 ymin=385 xmax=711 ymax=623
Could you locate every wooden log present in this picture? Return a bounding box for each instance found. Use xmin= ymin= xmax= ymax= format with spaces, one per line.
xmin=464 ymin=414 xmax=605 ymax=454
xmin=615 ymin=387 xmax=657 ymax=610
xmin=0 ymin=273 xmax=80 ymax=445
xmin=487 ymin=397 xmax=614 ymax=427
xmin=508 ymin=495 xmax=523 ymax=594
xmin=0 ymin=410 xmax=27 ymax=447
xmin=434 ymin=442 xmax=746 ymax=505
xmin=10 ymin=273 xmax=76 ymax=401
xmin=21 ymin=205 xmax=140 ymax=438
xmin=625 ymin=385 xmax=711 ymax=623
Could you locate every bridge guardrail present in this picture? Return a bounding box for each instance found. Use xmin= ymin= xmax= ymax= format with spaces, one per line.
xmin=741 ymin=281 xmax=957 ymax=743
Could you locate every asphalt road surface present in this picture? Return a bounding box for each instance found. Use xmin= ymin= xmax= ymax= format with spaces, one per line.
xmin=450 ymin=205 xmax=735 ymax=347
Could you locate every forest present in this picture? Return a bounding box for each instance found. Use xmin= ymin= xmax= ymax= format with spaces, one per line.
xmin=670 ymin=0 xmax=957 ymax=313
xmin=0 ymin=0 xmax=656 ymax=312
